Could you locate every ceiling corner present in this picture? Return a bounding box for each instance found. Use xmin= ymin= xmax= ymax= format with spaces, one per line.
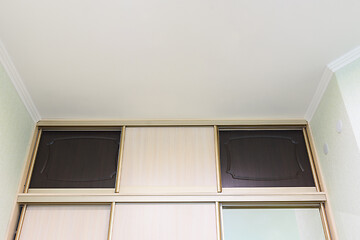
xmin=305 ymin=46 xmax=360 ymax=122
xmin=0 ymin=39 xmax=41 ymax=122
xmin=327 ymin=46 xmax=360 ymax=72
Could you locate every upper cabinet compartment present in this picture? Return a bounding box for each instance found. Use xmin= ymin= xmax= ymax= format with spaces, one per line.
xmin=119 ymin=127 xmax=217 ymax=194
xmin=30 ymin=130 xmax=121 ymax=188
xmin=219 ymin=129 xmax=315 ymax=188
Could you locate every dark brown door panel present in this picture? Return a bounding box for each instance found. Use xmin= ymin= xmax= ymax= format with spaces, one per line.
xmin=219 ymin=130 xmax=315 ymax=188
xmin=30 ymin=131 xmax=121 ymax=188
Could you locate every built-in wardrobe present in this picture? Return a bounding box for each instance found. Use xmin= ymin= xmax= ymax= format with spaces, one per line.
xmin=10 ymin=120 xmax=334 ymax=240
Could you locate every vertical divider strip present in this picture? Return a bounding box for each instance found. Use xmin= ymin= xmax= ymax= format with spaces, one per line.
xmin=107 ymin=202 xmax=116 ymax=240
xmin=214 ymin=126 xmax=222 ymax=193
xmin=14 ymin=204 xmax=27 ymax=240
xmin=320 ymin=203 xmax=332 ymax=240
xmin=24 ymin=128 xmax=42 ymax=193
xmin=6 ymin=127 xmax=41 ymax=240
xmin=115 ymin=126 xmax=126 ymax=193
xmin=302 ymin=127 xmax=321 ymax=191
xmin=306 ymin=125 xmax=338 ymax=239
xmin=215 ymin=202 xmax=222 ymax=240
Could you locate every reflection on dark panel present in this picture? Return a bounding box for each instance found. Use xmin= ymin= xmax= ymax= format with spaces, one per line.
xmin=30 ymin=131 xmax=121 ymax=188
xmin=220 ymin=130 xmax=315 ymax=188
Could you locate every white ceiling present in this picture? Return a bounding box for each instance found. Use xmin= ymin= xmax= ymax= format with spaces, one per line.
xmin=0 ymin=0 xmax=360 ymax=120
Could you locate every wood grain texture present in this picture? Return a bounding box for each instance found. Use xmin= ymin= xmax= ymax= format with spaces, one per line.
xmin=19 ymin=205 xmax=110 ymax=240
xmin=112 ymin=203 xmax=217 ymax=240
xmin=119 ymin=127 xmax=217 ymax=193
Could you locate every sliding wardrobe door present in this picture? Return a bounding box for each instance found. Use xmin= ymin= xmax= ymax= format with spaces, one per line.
xmin=30 ymin=131 xmax=121 ymax=188
xmin=119 ymin=127 xmax=217 ymax=193
xmin=112 ymin=203 xmax=217 ymax=240
xmin=219 ymin=130 xmax=315 ymax=188
xmin=19 ymin=205 xmax=110 ymax=240
xmin=222 ymin=208 xmax=325 ymax=240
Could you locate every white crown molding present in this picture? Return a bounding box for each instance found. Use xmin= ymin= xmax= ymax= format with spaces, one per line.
xmin=328 ymin=46 xmax=360 ymax=72
xmin=305 ymin=67 xmax=334 ymax=121
xmin=0 ymin=39 xmax=40 ymax=122
xmin=305 ymin=46 xmax=360 ymax=121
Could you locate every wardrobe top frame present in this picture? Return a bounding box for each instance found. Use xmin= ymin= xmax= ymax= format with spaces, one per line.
xmin=37 ymin=119 xmax=307 ymax=127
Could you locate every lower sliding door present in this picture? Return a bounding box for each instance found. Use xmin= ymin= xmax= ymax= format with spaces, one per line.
xmin=112 ymin=203 xmax=218 ymax=240
xmin=222 ymin=207 xmax=326 ymax=240
xmin=19 ymin=205 xmax=110 ymax=240
xmin=18 ymin=204 xmax=327 ymax=240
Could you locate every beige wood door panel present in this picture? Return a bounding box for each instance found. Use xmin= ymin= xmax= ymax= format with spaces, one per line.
xmin=19 ymin=205 xmax=110 ymax=240
xmin=112 ymin=203 xmax=217 ymax=240
xmin=119 ymin=127 xmax=217 ymax=193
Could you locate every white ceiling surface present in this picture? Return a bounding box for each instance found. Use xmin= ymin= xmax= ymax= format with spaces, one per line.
xmin=1 ymin=0 xmax=360 ymax=119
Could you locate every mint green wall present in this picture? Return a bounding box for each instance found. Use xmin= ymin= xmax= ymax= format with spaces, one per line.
xmin=336 ymin=58 xmax=360 ymax=150
xmin=0 ymin=63 xmax=34 ymax=239
xmin=222 ymin=208 xmax=325 ymax=240
xmin=310 ymin=70 xmax=360 ymax=239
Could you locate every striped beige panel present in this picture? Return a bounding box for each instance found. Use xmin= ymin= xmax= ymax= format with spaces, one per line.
xmin=19 ymin=205 xmax=110 ymax=240
xmin=112 ymin=203 xmax=217 ymax=240
xmin=119 ymin=127 xmax=217 ymax=193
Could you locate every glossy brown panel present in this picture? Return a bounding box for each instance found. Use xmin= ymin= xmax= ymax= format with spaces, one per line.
xmin=219 ymin=130 xmax=315 ymax=187
xmin=30 ymin=131 xmax=121 ymax=188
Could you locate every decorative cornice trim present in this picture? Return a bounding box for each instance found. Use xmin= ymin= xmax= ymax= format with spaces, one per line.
xmin=305 ymin=67 xmax=333 ymax=121
xmin=328 ymin=46 xmax=360 ymax=72
xmin=305 ymin=46 xmax=360 ymax=121
xmin=0 ymin=39 xmax=40 ymax=122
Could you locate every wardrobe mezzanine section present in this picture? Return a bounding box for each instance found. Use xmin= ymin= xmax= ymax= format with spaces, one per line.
xmin=13 ymin=121 xmax=332 ymax=240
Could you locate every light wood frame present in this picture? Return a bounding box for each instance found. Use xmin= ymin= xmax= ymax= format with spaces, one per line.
xmin=214 ymin=126 xmax=222 ymax=193
xmin=107 ymin=202 xmax=116 ymax=240
xmin=36 ymin=119 xmax=307 ymax=127
xmin=305 ymin=125 xmax=338 ymax=239
xmin=14 ymin=205 xmax=27 ymax=240
xmin=24 ymin=129 xmax=42 ymax=193
xmin=215 ymin=202 xmax=222 ymax=240
xmin=7 ymin=119 xmax=336 ymax=240
xmin=17 ymin=192 xmax=326 ymax=203
xmin=5 ymin=126 xmax=39 ymax=240
xmin=115 ymin=126 xmax=126 ymax=193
